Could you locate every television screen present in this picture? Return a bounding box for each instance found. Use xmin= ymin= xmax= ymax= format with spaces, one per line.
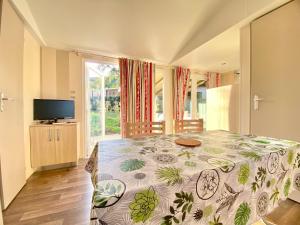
xmin=34 ymin=99 xmax=75 ymax=121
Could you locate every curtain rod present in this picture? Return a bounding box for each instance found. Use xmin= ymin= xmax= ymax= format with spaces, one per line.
xmin=72 ymin=49 xmax=206 ymax=74
xmin=74 ymin=50 xmax=171 ymax=68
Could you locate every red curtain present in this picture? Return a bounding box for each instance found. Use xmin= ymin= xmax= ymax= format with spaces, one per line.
xmin=119 ymin=58 xmax=154 ymax=137
xmin=173 ymin=66 xmax=191 ymax=120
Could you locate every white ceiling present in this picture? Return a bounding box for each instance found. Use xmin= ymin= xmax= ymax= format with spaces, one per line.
xmin=19 ymin=0 xmax=290 ymax=72
xmin=174 ymin=28 xmax=240 ymax=73
xmin=25 ymin=0 xmax=225 ymax=64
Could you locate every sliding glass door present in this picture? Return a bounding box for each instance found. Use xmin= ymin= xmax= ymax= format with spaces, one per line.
xmin=85 ymin=61 xmax=121 ymax=155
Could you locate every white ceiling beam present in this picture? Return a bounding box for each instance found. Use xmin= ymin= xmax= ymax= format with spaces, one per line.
xmin=171 ymin=0 xmax=290 ymax=63
xmin=9 ymin=0 xmax=46 ymax=45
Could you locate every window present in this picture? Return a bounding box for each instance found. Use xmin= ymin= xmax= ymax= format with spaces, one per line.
xmin=182 ymin=74 xmax=207 ymax=124
xmin=85 ymin=61 xmax=120 ymax=155
xmin=154 ymin=70 xmax=164 ymax=121
xmin=184 ymin=78 xmax=192 ymax=119
xmin=197 ymin=79 xmax=207 ymax=128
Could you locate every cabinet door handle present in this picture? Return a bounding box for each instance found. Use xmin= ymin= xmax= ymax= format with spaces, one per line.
xmin=48 ymin=128 xmax=52 ymax=142
xmin=57 ymin=129 xmax=60 ymax=141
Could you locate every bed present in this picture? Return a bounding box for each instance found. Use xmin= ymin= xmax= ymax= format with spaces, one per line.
xmin=85 ymin=130 xmax=300 ymax=225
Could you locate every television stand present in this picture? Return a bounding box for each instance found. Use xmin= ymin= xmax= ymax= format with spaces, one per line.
xmin=30 ymin=122 xmax=80 ymax=167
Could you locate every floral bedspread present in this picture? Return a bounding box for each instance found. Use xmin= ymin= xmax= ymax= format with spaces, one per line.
xmin=85 ymin=130 xmax=300 ymax=225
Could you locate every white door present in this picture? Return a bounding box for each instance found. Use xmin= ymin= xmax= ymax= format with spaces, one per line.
xmin=250 ymin=1 xmax=300 ymax=141
xmin=0 ymin=0 xmax=26 ymax=209
xmin=85 ymin=61 xmax=121 ymax=156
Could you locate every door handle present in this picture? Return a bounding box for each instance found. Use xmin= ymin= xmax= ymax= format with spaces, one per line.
xmin=48 ymin=128 xmax=52 ymax=142
xmin=253 ymin=94 xmax=264 ymax=111
xmin=0 ymin=92 xmax=15 ymax=112
xmin=57 ymin=129 xmax=60 ymax=141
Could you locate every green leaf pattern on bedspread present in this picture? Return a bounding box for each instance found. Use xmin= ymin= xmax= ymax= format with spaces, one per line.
xmin=86 ymin=130 xmax=300 ymax=225
xmin=129 ymin=186 xmax=159 ymax=223
xmin=156 ymin=167 xmax=183 ymax=186
xmin=238 ymin=163 xmax=250 ymax=185
xmin=234 ymin=202 xmax=251 ymax=225
xmin=120 ymin=159 xmax=145 ymax=172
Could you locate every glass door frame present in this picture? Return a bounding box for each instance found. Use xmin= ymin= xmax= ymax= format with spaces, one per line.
xmin=190 ymin=73 xmax=207 ymax=120
xmin=83 ymin=57 xmax=119 ymax=157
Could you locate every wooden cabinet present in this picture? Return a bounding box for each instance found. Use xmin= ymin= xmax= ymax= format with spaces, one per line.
xmin=30 ymin=126 xmax=56 ymax=166
xmin=30 ymin=123 xmax=79 ymax=167
xmin=55 ymin=125 xmax=78 ymax=164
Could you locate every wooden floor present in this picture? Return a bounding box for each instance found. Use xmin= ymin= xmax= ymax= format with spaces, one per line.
xmin=3 ymin=160 xmax=300 ymax=225
xmin=264 ymin=199 xmax=300 ymax=225
xmin=3 ymin=160 xmax=93 ymax=225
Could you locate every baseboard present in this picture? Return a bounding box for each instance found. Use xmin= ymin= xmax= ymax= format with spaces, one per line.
xmin=37 ymin=162 xmax=77 ymax=172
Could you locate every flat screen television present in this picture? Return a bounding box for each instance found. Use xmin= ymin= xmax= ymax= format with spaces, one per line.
xmin=34 ymin=99 xmax=75 ymax=122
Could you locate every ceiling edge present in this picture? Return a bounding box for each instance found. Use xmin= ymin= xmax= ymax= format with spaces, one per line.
xmin=9 ymin=0 xmax=46 ymax=45
xmin=171 ymin=0 xmax=290 ymax=64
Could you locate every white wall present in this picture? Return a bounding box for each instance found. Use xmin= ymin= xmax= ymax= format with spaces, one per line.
xmin=69 ymin=53 xmax=84 ymax=158
xmin=239 ymin=25 xmax=251 ymax=134
xmin=56 ymin=50 xmax=70 ymax=99
xmin=41 ymin=47 xmax=56 ymax=98
xmin=23 ymin=28 xmax=41 ymax=179
xmin=9 ymin=0 xmax=45 ymax=45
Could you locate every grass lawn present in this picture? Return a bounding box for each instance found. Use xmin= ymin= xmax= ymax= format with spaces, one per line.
xmin=105 ymin=111 xmax=120 ymax=134
xmin=90 ymin=111 xmax=120 ymax=136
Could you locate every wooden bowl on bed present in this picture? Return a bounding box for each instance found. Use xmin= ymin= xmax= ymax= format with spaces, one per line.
xmin=175 ymin=138 xmax=202 ymax=147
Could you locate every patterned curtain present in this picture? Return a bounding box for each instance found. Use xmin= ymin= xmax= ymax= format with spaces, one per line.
xmin=206 ymin=72 xmax=221 ymax=88
xmin=173 ymin=66 xmax=191 ymax=120
xmin=119 ymin=58 xmax=154 ymax=137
